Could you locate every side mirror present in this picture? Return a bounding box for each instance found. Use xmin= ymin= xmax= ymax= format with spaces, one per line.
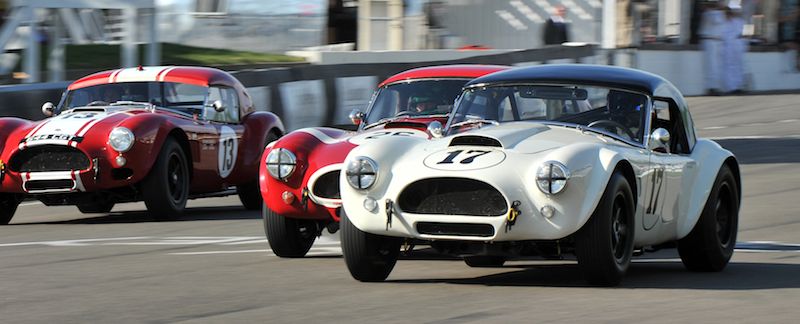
xmin=427 ymin=121 xmax=443 ymax=138
xmin=42 ymin=102 xmax=55 ymax=117
xmin=212 ymin=100 xmax=226 ymax=112
xmin=649 ymin=128 xmax=671 ymax=152
xmin=349 ymin=109 xmax=365 ymax=125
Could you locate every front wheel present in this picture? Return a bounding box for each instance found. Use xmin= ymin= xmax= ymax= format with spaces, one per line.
xmin=678 ymin=164 xmax=739 ymax=272
xmin=575 ymin=172 xmax=635 ymax=286
xmin=340 ymin=210 xmax=402 ymax=282
xmin=142 ymin=137 xmax=190 ymax=219
xmin=263 ymin=205 xmax=317 ymax=257
xmin=0 ymin=194 xmax=22 ymax=225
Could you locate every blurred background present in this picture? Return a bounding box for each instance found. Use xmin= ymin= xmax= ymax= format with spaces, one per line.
xmin=0 ymin=0 xmax=797 ymax=129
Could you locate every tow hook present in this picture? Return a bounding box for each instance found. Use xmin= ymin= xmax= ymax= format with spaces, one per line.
xmin=385 ymin=199 xmax=394 ymax=229
xmin=300 ymin=187 xmax=310 ymax=211
xmin=402 ymin=239 xmax=415 ymax=255
xmin=505 ymin=200 xmax=521 ymax=232
xmin=92 ymin=158 xmax=100 ymax=182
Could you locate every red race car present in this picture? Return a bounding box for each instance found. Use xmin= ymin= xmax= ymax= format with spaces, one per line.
xmin=259 ymin=65 xmax=508 ymax=257
xmin=0 ymin=66 xmax=284 ymax=224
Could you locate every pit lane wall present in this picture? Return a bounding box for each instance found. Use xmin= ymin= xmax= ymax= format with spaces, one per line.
xmin=2 ymin=45 xmax=800 ymax=131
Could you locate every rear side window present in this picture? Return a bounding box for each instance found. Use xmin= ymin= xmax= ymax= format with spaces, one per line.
xmin=206 ymin=86 xmax=240 ymax=123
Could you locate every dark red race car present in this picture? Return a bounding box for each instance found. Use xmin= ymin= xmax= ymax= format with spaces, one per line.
xmin=259 ymin=64 xmax=508 ymax=257
xmin=0 ymin=66 xmax=284 ymax=224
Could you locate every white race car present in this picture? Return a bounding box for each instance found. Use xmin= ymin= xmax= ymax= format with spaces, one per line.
xmin=339 ymin=64 xmax=741 ymax=286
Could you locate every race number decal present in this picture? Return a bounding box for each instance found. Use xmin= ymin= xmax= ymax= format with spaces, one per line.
xmin=423 ymin=149 xmax=505 ymax=171
xmin=217 ymin=126 xmax=239 ymax=178
xmin=348 ymin=128 xmax=428 ymax=145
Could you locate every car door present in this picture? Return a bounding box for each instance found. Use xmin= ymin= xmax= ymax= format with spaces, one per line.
xmin=205 ymin=86 xmax=245 ymax=189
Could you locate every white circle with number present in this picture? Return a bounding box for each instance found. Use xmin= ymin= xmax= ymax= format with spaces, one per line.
xmin=218 ymin=126 xmax=238 ymax=178
xmin=348 ymin=129 xmax=428 ymax=145
xmin=423 ymin=148 xmax=506 ymax=171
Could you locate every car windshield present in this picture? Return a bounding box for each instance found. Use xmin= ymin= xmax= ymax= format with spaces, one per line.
xmin=447 ymin=84 xmax=649 ymax=144
xmin=362 ymin=79 xmax=468 ymax=128
xmin=61 ymin=82 xmax=209 ymax=115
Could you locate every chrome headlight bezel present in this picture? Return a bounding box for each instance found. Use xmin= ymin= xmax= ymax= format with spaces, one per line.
xmin=108 ymin=127 xmax=134 ymax=153
xmin=266 ymin=148 xmax=297 ymax=180
xmin=536 ymin=161 xmax=570 ymax=195
xmin=346 ymin=157 xmax=378 ymax=190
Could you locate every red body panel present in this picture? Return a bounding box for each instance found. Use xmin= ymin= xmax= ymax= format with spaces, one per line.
xmin=0 ymin=66 xmax=283 ymax=204
xmin=260 ymin=65 xmax=509 ymax=222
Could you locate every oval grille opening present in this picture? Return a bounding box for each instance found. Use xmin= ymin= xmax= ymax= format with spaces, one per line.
xmin=398 ymin=178 xmax=507 ymax=216
xmin=9 ymin=145 xmax=90 ymax=172
xmin=312 ymin=170 xmax=340 ymax=199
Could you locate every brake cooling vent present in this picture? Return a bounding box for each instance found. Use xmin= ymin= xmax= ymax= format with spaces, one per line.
xmin=449 ymin=136 xmax=502 ymax=147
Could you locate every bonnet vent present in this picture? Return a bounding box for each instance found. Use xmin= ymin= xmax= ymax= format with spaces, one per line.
xmin=449 ymin=136 xmax=502 ymax=148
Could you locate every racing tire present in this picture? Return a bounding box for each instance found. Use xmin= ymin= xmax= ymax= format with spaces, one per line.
xmin=142 ymin=137 xmax=190 ymax=219
xmin=464 ymin=256 xmax=507 ymax=268
xmin=677 ymin=164 xmax=739 ymax=272
xmin=340 ymin=210 xmax=402 ymax=282
xmin=0 ymin=194 xmax=22 ymax=225
xmin=575 ymin=172 xmax=635 ymax=286
xmin=263 ymin=205 xmax=316 ymax=258
xmin=236 ymin=182 xmax=262 ymax=210
xmin=237 ymin=132 xmax=279 ymax=210
xmin=76 ymin=201 xmax=115 ymax=214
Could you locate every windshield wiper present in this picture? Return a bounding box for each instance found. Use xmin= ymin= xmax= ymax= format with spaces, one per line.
xmin=449 ymin=119 xmax=499 ymax=129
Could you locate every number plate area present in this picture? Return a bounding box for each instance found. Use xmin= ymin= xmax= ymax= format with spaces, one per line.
xmin=423 ymin=148 xmax=506 ymax=171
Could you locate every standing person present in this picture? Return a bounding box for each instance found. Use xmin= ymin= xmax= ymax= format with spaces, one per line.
xmin=543 ymin=5 xmax=569 ymax=45
xmin=721 ymin=3 xmax=747 ymax=94
xmin=699 ymin=1 xmax=726 ymax=95
xmin=778 ymin=0 xmax=800 ymax=70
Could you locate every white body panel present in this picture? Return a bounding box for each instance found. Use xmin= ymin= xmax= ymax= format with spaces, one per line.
xmin=341 ymin=122 xmax=735 ymax=247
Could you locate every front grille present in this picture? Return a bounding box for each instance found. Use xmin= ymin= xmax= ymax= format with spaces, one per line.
xmin=9 ymin=145 xmax=90 ymax=172
xmin=417 ymin=222 xmax=494 ymax=237
xmin=312 ymin=170 xmax=340 ymax=199
xmin=25 ymin=179 xmax=74 ymax=191
xmin=398 ymin=178 xmax=507 ymax=216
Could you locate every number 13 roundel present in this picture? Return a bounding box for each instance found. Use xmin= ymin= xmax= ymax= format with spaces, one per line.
xmin=423 ymin=148 xmax=505 ymax=171
xmin=218 ymin=126 xmax=239 ymax=178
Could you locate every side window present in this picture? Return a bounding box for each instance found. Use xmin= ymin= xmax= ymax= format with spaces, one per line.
xmin=652 ymin=99 xmax=690 ymax=154
xmin=206 ymin=86 xmax=240 ymax=123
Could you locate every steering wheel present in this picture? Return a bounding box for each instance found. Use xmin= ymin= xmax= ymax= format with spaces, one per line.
xmin=587 ymin=120 xmax=636 ymax=141
xmin=395 ymin=110 xmax=413 ymax=117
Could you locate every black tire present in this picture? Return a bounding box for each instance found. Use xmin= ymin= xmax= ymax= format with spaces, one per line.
xmin=464 ymin=256 xmax=506 ymax=268
xmin=340 ymin=210 xmax=402 ymax=282
xmin=575 ymin=172 xmax=636 ymax=286
xmin=678 ymin=164 xmax=739 ymax=272
xmin=0 ymin=194 xmax=22 ymax=225
xmin=263 ymin=205 xmax=317 ymax=258
xmin=76 ymin=201 xmax=115 ymax=214
xmin=237 ymin=132 xmax=279 ymax=210
xmin=142 ymin=137 xmax=190 ymax=219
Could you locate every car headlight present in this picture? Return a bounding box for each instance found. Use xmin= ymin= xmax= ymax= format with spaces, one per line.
xmin=536 ymin=161 xmax=570 ymax=195
xmin=346 ymin=157 xmax=378 ymax=190
xmin=108 ymin=127 xmax=134 ymax=152
xmin=266 ymin=148 xmax=296 ymax=180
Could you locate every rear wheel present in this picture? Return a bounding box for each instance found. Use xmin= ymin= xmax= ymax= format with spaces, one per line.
xmin=142 ymin=137 xmax=189 ymax=219
xmin=678 ymin=164 xmax=739 ymax=272
xmin=76 ymin=201 xmax=115 ymax=214
xmin=238 ymin=132 xmax=279 ymax=210
xmin=0 ymin=194 xmax=22 ymax=225
xmin=341 ymin=210 xmax=402 ymax=282
xmin=575 ymin=172 xmax=635 ymax=286
xmin=464 ymin=256 xmax=506 ymax=268
xmin=263 ymin=205 xmax=317 ymax=257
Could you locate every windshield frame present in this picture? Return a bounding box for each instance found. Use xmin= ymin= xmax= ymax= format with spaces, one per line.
xmin=57 ymin=81 xmax=210 ymax=118
xmin=445 ymin=82 xmax=654 ymax=149
xmin=358 ymin=77 xmax=472 ymax=131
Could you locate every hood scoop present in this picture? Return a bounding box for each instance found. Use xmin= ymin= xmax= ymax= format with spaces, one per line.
xmin=449 ymin=135 xmax=502 ymax=148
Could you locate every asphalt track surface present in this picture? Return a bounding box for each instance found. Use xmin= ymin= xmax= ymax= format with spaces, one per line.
xmin=2 ymin=94 xmax=800 ymax=323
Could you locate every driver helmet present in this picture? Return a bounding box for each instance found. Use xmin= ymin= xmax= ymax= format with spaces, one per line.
xmin=408 ymin=95 xmax=437 ymax=113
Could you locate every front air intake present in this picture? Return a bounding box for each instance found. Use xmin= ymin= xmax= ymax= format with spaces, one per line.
xmin=311 ymin=170 xmax=340 ymax=199
xmin=9 ymin=145 xmax=90 ymax=172
xmin=398 ymin=178 xmax=507 ymax=216
xmin=416 ymin=222 xmax=495 ymax=237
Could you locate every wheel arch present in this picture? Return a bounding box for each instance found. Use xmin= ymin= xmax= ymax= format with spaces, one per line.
xmin=613 ymin=159 xmax=638 ymax=207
